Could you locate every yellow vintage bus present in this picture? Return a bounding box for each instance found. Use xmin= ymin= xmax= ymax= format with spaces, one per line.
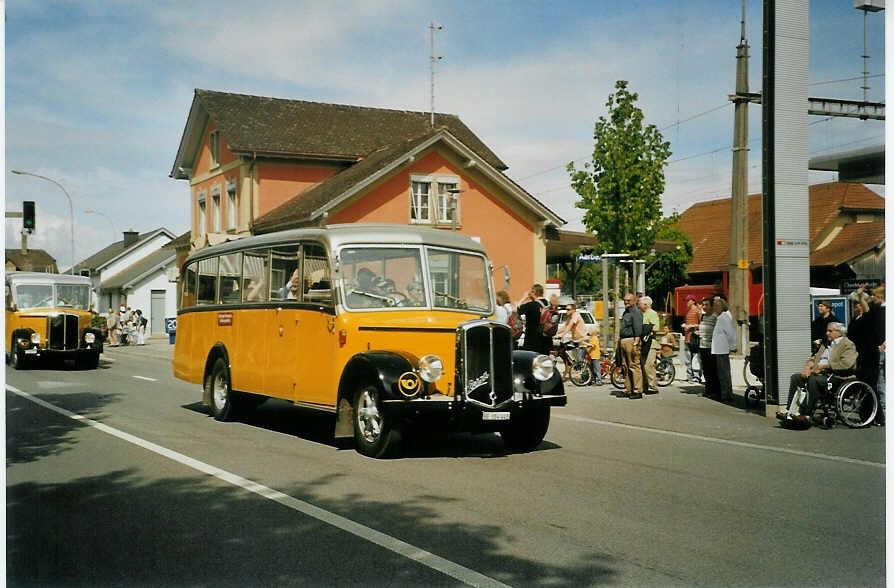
xmin=174 ymin=224 xmax=565 ymax=457
xmin=5 ymin=272 xmax=103 ymax=369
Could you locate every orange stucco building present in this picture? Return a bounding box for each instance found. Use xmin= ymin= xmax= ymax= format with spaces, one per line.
xmin=171 ymin=90 xmax=565 ymax=300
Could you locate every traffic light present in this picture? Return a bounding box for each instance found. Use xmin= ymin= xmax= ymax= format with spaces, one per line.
xmin=22 ymin=201 xmax=35 ymax=232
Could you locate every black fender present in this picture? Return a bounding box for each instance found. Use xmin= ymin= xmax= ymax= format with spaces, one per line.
xmin=82 ymin=327 xmax=104 ymax=354
xmin=512 ymin=350 xmax=565 ymax=398
xmin=202 ymin=343 xmax=231 ymax=406
xmin=10 ymin=328 xmax=35 ymax=354
xmin=334 ymin=351 xmax=415 ymax=438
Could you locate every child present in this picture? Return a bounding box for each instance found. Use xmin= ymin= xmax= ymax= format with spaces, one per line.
xmin=587 ymin=331 xmax=603 ymax=385
xmin=659 ymin=325 xmax=675 ymax=357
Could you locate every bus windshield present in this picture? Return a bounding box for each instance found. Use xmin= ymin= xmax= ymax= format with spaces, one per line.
xmin=342 ymin=247 xmax=426 ymax=309
xmin=426 ymin=248 xmax=492 ymax=313
xmin=13 ymin=283 xmax=90 ymax=310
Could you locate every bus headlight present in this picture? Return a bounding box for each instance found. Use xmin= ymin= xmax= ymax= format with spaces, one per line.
xmin=30 ymin=333 xmax=41 ymax=345
xmin=84 ymin=332 xmax=96 ymax=344
xmin=418 ymin=354 xmax=443 ymax=383
xmin=532 ymin=355 xmax=555 ymax=381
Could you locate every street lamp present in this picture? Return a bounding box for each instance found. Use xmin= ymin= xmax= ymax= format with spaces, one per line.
xmin=10 ymin=169 xmax=76 ymax=274
xmin=84 ymin=209 xmax=118 ymax=241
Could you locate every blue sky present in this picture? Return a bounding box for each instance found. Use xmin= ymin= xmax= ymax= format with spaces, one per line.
xmin=4 ymin=0 xmax=886 ymax=268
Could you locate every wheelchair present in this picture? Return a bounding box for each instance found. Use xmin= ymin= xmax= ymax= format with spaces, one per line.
xmin=809 ymin=373 xmax=879 ymax=429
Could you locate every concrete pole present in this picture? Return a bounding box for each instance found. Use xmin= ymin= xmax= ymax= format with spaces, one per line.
xmin=729 ymin=0 xmax=751 ymax=351
xmin=614 ymin=265 xmax=621 ymax=342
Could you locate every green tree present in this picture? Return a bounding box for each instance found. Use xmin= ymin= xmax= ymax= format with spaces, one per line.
xmin=568 ymin=80 xmax=671 ymax=258
xmin=645 ymin=213 xmax=693 ymax=312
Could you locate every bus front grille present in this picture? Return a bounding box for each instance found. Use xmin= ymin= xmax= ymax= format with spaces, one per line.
xmin=47 ymin=314 xmax=79 ymax=351
xmin=456 ymin=320 xmax=513 ymax=408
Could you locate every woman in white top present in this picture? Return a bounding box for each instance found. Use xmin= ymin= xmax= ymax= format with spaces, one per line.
xmin=494 ymin=290 xmax=513 ymax=324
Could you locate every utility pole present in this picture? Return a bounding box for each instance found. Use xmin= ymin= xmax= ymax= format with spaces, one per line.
xmin=728 ymin=0 xmax=750 ymax=350
xmin=429 ymin=22 xmax=443 ymax=128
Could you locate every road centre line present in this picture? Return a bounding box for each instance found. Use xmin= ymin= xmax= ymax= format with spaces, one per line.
xmin=554 ymin=413 xmax=885 ymax=469
xmin=132 ymin=376 xmax=157 ymax=382
xmin=6 ymin=385 xmax=509 ymax=588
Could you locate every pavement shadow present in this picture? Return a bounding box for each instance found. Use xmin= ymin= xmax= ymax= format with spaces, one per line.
xmin=182 ymin=400 xmax=562 ymax=459
xmin=6 ymin=390 xmax=121 ymax=466
xmin=7 ymin=469 xmax=619 ymax=586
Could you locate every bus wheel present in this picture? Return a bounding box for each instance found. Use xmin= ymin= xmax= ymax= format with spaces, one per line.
xmin=76 ymin=352 xmax=100 ymax=370
xmin=207 ymin=358 xmax=237 ymax=421
xmin=10 ymin=348 xmax=28 ymax=370
xmin=501 ymin=406 xmax=550 ymax=452
xmin=353 ymin=386 xmax=399 ymax=458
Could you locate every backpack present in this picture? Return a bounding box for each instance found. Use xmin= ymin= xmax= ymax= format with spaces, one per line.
xmin=508 ymin=311 xmax=524 ymax=340
xmin=539 ymin=301 xmax=560 ymax=338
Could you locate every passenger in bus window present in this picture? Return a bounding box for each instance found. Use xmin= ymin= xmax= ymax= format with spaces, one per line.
xmin=278 ymin=268 xmax=301 ymax=300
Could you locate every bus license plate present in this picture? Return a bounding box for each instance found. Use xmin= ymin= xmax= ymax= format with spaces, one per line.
xmin=482 ymin=411 xmax=510 ymax=421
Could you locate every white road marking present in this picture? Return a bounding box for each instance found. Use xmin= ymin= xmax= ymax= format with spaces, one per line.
xmin=132 ymin=376 xmax=157 ymax=382
xmin=6 ymin=384 xmax=510 ymax=588
xmin=554 ymin=413 xmax=885 ymax=468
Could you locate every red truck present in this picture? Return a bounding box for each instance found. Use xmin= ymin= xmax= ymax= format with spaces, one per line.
xmin=672 ymin=271 xmax=763 ymax=328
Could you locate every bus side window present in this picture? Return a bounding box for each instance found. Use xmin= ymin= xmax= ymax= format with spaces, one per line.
xmin=303 ymin=242 xmax=332 ymax=305
xmin=181 ymin=263 xmax=197 ymax=308
xmin=197 ymin=257 xmax=219 ymax=306
xmin=270 ymin=245 xmax=300 ymax=301
xmin=219 ymin=253 xmax=242 ymax=304
xmin=242 ymin=248 xmax=269 ymax=303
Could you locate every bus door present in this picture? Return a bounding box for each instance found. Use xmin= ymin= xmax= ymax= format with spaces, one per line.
xmin=292 ymin=242 xmax=337 ymax=407
xmin=264 ymin=245 xmax=302 ymax=400
xmin=231 ymin=248 xmax=269 ymax=395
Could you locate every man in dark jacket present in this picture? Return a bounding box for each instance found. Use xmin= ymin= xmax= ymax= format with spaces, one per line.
xmin=618 ymin=293 xmax=644 ymax=398
xmin=811 ymin=300 xmax=840 ymax=351
xmin=517 ymin=284 xmax=551 ymax=354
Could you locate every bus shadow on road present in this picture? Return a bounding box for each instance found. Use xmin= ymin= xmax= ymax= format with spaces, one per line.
xmin=181 ymin=399 xmax=562 ymax=459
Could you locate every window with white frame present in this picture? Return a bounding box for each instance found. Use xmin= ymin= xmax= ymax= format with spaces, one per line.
xmin=226 ymin=179 xmax=237 ymax=230
xmin=197 ymin=192 xmax=207 ymax=237
xmin=209 ymin=130 xmax=220 ymax=168
xmin=410 ymin=179 xmax=430 ymax=222
xmin=211 ymin=186 xmax=221 ymax=233
xmin=410 ymin=175 xmax=459 ymax=225
xmin=436 ymin=181 xmax=458 ymax=223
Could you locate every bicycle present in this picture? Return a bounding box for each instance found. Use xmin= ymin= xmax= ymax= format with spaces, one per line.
xmin=611 ymin=353 xmax=675 ymax=389
xmin=552 ymin=340 xmax=592 ymax=386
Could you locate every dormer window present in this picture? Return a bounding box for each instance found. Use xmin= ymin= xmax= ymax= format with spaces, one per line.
xmin=209 ymin=130 xmax=220 ymax=168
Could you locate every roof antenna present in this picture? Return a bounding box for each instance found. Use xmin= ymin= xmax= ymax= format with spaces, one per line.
xmin=429 ymin=22 xmax=443 ymax=128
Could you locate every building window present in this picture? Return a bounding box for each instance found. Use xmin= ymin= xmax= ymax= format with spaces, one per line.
xmin=410 ymin=176 xmax=459 ymax=225
xmin=226 ymin=180 xmax=237 ymax=230
xmin=211 ymin=187 xmax=221 ymax=233
xmin=197 ymin=193 xmax=206 ymax=237
xmin=410 ymin=180 xmax=430 ymax=222
xmin=209 ymin=130 xmax=220 ymax=168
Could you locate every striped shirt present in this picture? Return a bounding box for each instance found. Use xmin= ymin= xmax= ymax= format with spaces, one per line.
xmin=698 ymin=312 xmax=716 ymax=349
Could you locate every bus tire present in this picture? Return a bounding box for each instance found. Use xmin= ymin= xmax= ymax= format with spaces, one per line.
xmin=76 ymin=352 xmax=100 ymax=370
xmin=353 ymin=386 xmax=399 ymax=458
xmin=501 ymin=405 xmax=550 ymax=452
xmin=10 ymin=348 xmax=28 ymax=370
xmin=207 ymin=357 xmax=238 ymax=421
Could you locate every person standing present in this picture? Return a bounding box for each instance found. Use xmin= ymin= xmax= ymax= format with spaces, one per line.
xmin=811 ymin=300 xmax=840 ymax=351
xmin=847 ymin=289 xmax=877 ymax=391
xmin=618 ymin=293 xmax=644 ymax=399
xmin=698 ymin=296 xmax=718 ymax=398
xmin=106 ymin=307 xmax=120 ymax=346
xmin=517 ymin=284 xmax=551 ymax=354
xmin=639 ymin=295 xmax=660 ymax=394
xmin=682 ymin=296 xmax=701 ymax=382
xmin=712 ymin=297 xmax=737 ymax=401
xmin=494 ymin=290 xmax=513 ymax=324
xmin=869 ymin=285 xmax=886 ymax=425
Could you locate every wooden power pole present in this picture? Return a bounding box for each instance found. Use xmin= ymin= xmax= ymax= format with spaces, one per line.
xmin=728 ymin=0 xmax=751 ymax=349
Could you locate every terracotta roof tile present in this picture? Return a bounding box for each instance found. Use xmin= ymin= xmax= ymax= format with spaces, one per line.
xmin=678 ymin=182 xmax=884 ymax=274
xmin=810 ymin=221 xmax=885 ymax=266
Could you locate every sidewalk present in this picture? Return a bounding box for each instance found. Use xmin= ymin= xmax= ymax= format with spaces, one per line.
xmin=102 ymin=335 xmax=174 ymax=362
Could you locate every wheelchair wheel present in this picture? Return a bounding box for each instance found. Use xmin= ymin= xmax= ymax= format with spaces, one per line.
xmin=837 ymin=380 xmax=878 ymax=428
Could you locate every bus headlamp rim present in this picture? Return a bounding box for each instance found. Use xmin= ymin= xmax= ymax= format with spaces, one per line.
xmin=532 ymin=354 xmax=554 ymax=381
xmin=418 ymin=354 xmax=443 ymax=383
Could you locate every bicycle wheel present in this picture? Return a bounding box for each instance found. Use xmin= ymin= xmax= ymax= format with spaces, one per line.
xmin=743 ymin=357 xmax=756 ymax=388
xmin=837 ymin=380 xmax=878 ymax=428
xmin=569 ymin=360 xmax=593 ymax=387
xmin=656 ymin=358 xmax=675 ymax=387
xmin=610 ymin=364 xmax=626 ymax=390
xmin=553 ymin=356 xmax=568 ymax=381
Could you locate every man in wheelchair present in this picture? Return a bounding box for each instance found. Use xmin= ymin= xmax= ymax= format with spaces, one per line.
xmin=777 ymin=322 xmax=857 ymax=427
